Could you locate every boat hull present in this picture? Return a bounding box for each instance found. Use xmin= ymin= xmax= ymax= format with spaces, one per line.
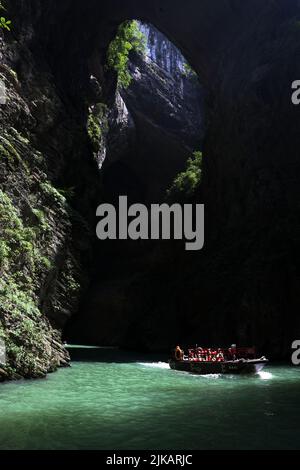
xmin=169 ymin=359 xmax=268 ymax=375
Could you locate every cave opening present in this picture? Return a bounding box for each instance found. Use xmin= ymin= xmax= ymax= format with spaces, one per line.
xmin=65 ymin=20 xmax=207 ymax=350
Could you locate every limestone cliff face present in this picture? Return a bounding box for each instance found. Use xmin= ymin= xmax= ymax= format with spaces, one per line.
xmin=1 ymin=1 xmax=300 ymax=380
xmin=126 ymin=22 xmax=204 ymax=148
xmin=0 ymin=6 xmax=101 ymax=379
xmin=104 ymin=22 xmax=204 ymax=203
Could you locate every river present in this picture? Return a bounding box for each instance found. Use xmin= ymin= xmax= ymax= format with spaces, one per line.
xmin=0 ymin=347 xmax=299 ymax=450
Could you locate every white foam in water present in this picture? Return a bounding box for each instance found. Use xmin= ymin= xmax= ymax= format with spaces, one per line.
xmin=139 ymin=363 xmax=221 ymax=377
xmin=258 ymin=371 xmax=273 ymax=380
xmin=138 ymin=363 xmax=273 ymax=379
xmin=138 ymin=362 xmax=170 ymax=369
xmin=198 ymin=374 xmax=221 ymax=378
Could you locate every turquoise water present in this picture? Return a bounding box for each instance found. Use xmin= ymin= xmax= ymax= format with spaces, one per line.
xmin=0 ymin=349 xmax=300 ymax=450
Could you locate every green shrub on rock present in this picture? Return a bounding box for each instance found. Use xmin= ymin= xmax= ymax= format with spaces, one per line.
xmin=168 ymin=151 xmax=203 ymax=201
xmin=107 ymin=20 xmax=146 ymax=89
xmin=0 ymin=2 xmax=11 ymax=31
xmin=87 ymin=113 xmax=102 ymax=151
xmin=87 ymin=103 xmax=109 ymax=153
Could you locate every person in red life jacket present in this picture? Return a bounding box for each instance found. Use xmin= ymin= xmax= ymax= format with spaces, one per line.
xmin=208 ymin=349 xmax=212 ymax=361
xmin=191 ymin=348 xmax=197 ymax=362
xmin=229 ymin=344 xmax=237 ymax=360
xmin=200 ymin=348 xmax=205 ymax=362
xmin=217 ymin=349 xmax=224 ymax=362
xmin=211 ymin=349 xmax=217 ymax=361
xmin=204 ymin=349 xmax=208 ymax=361
xmin=231 ymin=344 xmax=237 ymax=360
xmin=197 ymin=347 xmax=203 ymax=361
xmin=175 ymin=346 xmax=184 ymax=361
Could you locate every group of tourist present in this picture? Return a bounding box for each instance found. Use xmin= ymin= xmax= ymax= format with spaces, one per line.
xmin=188 ymin=347 xmax=226 ymax=362
xmin=174 ymin=344 xmax=241 ymax=362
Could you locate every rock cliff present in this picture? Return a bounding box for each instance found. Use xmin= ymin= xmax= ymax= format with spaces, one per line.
xmin=104 ymin=22 xmax=204 ymax=203
xmin=1 ymin=1 xmax=300 ymax=380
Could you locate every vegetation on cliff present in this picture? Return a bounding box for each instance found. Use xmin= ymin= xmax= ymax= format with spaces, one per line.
xmin=0 ymin=186 xmax=62 ymax=378
xmin=183 ymin=62 xmax=198 ymax=80
xmin=0 ymin=128 xmax=80 ymax=380
xmin=168 ymin=151 xmax=203 ymax=201
xmin=0 ymin=1 xmax=11 ymax=31
xmin=107 ymin=20 xmax=146 ymax=89
xmin=87 ymin=103 xmax=109 ymax=154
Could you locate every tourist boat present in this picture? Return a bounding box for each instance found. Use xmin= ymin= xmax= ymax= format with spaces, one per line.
xmin=169 ymin=345 xmax=268 ymax=375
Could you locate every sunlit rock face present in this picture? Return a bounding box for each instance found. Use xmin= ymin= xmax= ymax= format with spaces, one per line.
xmin=103 ymin=22 xmax=205 ymax=204
xmin=140 ymin=22 xmax=186 ymax=75
xmin=126 ymin=22 xmax=205 ymax=149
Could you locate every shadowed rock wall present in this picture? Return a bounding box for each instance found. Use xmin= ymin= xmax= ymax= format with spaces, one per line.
xmin=1 ymin=1 xmax=300 ymax=381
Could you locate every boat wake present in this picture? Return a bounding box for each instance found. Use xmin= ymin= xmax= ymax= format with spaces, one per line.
xmin=258 ymin=371 xmax=273 ymax=380
xmin=138 ymin=362 xmax=170 ymax=369
xmin=198 ymin=374 xmax=222 ymax=379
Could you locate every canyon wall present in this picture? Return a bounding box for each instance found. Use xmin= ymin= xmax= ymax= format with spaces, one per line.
xmin=66 ymin=22 xmax=205 ymax=346
xmin=1 ymin=1 xmax=300 ymax=379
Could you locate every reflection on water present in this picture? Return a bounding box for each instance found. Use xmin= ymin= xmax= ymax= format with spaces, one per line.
xmin=0 ymin=348 xmax=299 ymax=450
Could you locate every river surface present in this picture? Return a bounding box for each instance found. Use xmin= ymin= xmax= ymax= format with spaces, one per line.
xmin=0 ymin=348 xmax=299 ymax=450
